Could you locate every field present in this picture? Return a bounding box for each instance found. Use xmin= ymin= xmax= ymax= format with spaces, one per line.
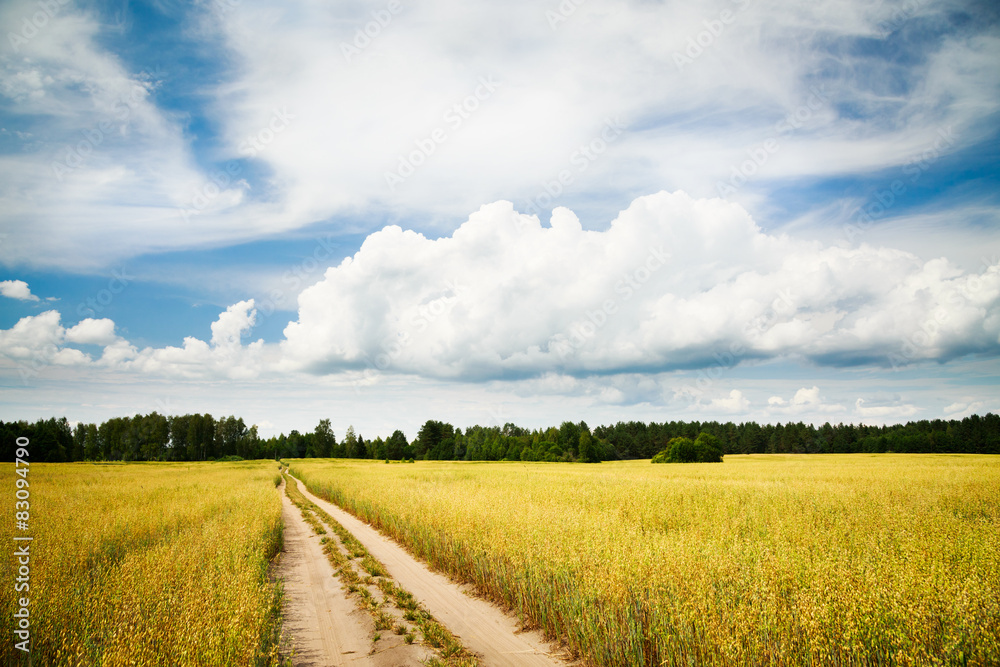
xmin=4 ymin=455 xmax=997 ymax=666
xmin=1 ymin=461 xmax=284 ymax=666
xmin=290 ymin=455 xmax=1000 ymax=666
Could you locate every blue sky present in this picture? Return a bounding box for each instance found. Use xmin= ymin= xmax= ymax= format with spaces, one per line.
xmin=1 ymin=0 xmax=998 ymax=438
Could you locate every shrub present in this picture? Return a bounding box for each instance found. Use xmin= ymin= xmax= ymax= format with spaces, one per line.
xmin=693 ymin=432 xmax=723 ymax=462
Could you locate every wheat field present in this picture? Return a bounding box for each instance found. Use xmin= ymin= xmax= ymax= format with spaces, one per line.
xmin=291 ymin=455 xmax=1000 ymax=666
xmin=1 ymin=461 xmax=285 ymax=667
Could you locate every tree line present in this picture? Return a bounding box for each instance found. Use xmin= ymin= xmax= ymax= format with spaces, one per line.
xmin=2 ymin=412 xmax=998 ymax=463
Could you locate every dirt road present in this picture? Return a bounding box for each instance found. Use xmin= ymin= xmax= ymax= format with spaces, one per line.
xmin=276 ymin=484 xmax=376 ymax=666
xmin=288 ymin=474 xmax=570 ymax=667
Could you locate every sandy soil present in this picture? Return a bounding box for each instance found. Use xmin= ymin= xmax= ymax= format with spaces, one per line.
xmin=288 ymin=474 xmax=571 ymax=667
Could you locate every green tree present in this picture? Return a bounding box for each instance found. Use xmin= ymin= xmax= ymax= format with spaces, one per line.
xmin=343 ymin=425 xmax=359 ymax=458
xmin=372 ymin=436 xmax=387 ymax=460
xmin=72 ymin=423 xmax=86 ymax=461
xmin=83 ymin=423 xmax=100 ymax=460
xmin=386 ymin=430 xmax=408 ymax=460
xmin=141 ymin=412 xmax=170 ymax=460
xmin=578 ymin=430 xmax=600 ymax=463
xmin=187 ymin=414 xmax=216 ymax=460
xmin=287 ymin=430 xmax=307 ymax=458
xmin=415 ymin=420 xmax=455 ymax=460
xmin=558 ymin=421 xmax=581 ymax=457
xmin=311 ymin=419 xmax=336 ymax=458
xmin=216 ymin=415 xmax=247 ymax=459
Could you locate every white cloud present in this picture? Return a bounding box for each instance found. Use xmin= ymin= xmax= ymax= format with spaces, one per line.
xmin=854 ymin=396 xmax=919 ymax=420
xmin=711 ymin=389 xmax=750 ymax=413
xmin=767 ymin=386 xmax=845 ymax=416
xmin=0 ymin=0 xmax=253 ymax=271
xmin=199 ymin=0 xmax=1000 ymax=228
xmin=0 ymin=279 xmax=39 ymax=301
xmin=0 ymin=310 xmax=66 ymax=362
xmin=281 ymin=191 xmax=1000 ymax=380
xmin=211 ymin=300 xmax=258 ymax=350
xmin=123 ymin=301 xmax=266 ymax=380
xmin=65 ymin=318 xmax=117 ymax=346
xmin=943 ymin=399 xmax=987 ymax=420
xmin=0 ymin=311 xmax=101 ymax=369
xmin=1 ymin=191 xmax=997 ymax=392
xmin=0 ymin=302 xmax=265 ymax=380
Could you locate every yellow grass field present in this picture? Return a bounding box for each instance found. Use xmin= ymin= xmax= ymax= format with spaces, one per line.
xmin=291 ymin=455 xmax=1000 ymax=666
xmin=1 ymin=461 xmax=284 ymax=667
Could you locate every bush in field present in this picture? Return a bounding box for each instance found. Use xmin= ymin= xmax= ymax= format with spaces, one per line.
xmin=652 ymin=437 xmax=693 ymax=463
xmin=693 ymin=432 xmax=723 ymax=462
xmin=652 ymin=432 xmax=723 ymax=463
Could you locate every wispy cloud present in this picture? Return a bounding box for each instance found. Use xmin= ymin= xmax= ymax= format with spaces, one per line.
xmin=1 ymin=0 xmax=998 ymax=271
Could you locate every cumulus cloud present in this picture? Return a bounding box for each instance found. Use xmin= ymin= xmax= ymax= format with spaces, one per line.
xmin=711 ymin=389 xmax=751 ymax=413
xmin=0 ymin=311 xmax=66 ymax=362
xmin=281 ymin=191 xmax=1000 ymax=380
xmin=2 ymin=190 xmax=997 ymax=394
xmin=0 ymin=301 xmax=265 ymax=380
xmin=121 ymin=301 xmax=266 ymax=380
xmin=0 ymin=280 xmax=39 ymax=301
xmin=0 ymin=311 xmax=108 ymax=367
xmin=211 ymin=300 xmax=258 ymax=350
xmin=65 ymin=318 xmax=117 ymax=346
